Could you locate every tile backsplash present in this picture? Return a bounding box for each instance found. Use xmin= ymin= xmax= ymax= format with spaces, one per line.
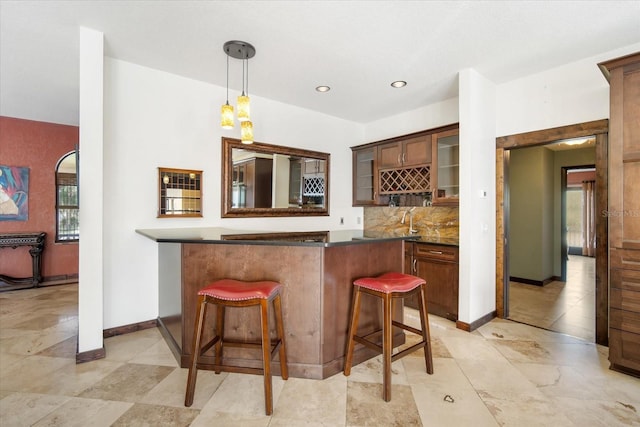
xmin=364 ymin=206 xmax=459 ymax=240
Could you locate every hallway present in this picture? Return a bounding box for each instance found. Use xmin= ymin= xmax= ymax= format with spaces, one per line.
xmin=509 ymin=255 xmax=595 ymax=342
xmin=1 ymin=282 xmax=639 ymax=426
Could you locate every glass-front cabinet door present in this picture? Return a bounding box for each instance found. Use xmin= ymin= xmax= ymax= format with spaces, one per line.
xmin=352 ymin=146 xmax=378 ymax=205
xmin=432 ymin=129 xmax=459 ymax=205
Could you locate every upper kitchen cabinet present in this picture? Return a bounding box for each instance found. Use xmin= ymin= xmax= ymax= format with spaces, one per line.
xmin=352 ymin=145 xmax=378 ymax=205
xmin=351 ymin=123 xmax=458 ymax=207
xmin=432 ymin=128 xmax=459 ymax=206
xmin=378 ymin=134 xmax=432 ymax=168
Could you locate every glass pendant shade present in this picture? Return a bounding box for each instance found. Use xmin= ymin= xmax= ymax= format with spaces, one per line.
xmin=241 ymin=121 xmax=254 ymax=144
xmin=221 ymin=103 xmax=234 ymax=129
xmin=237 ymin=94 xmax=251 ymax=122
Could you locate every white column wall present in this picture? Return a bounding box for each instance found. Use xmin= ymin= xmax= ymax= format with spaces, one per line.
xmin=78 ymin=27 xmax=104 ymax=352
xmin=458 ymin=69 xmax=497 ymax=323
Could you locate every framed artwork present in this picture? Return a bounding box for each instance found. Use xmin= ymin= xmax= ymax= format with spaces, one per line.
xmin=0 ymin=165 xmax=29 ymax=221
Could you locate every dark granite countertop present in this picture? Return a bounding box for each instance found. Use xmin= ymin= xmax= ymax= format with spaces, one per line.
xmin=135 ymin=227 xmax=420 ymax=247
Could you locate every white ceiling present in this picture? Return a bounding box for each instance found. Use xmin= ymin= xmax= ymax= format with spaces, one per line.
xmin=1 ymin=1 xmax=639 ymax=127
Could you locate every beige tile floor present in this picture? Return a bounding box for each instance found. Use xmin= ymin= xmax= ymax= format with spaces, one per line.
xmin=1 ymin=283 xmax=639 ymax=426
xmin=508 ymin=255 xmax=596 ymax=342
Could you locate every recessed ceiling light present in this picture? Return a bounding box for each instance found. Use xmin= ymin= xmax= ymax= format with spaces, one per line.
xmin=316 ymin=85 xmax=331 ymax=92
xmin=391 ymin=81 xmax=407 ymax=88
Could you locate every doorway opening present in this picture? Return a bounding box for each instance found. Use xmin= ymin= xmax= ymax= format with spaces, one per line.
xmin=496 ymin=120 xmax=609 ymax=345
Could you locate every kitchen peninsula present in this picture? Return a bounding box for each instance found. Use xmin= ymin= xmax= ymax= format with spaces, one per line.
xmin=136 ymin=227 xmax=417 ymax=379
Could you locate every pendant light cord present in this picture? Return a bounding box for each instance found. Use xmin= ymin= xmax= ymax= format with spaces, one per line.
xmin=241 ymin=54 xmax=246 ymax=96
xmin=225 ymin=53 xmax=230 ymax=103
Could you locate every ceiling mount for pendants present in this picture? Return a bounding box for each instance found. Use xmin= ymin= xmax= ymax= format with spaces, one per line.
xmin=223 ymin=40 xmax=256 ymax=60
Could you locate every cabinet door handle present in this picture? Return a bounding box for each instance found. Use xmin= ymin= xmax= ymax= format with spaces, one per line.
xmin=402 ymin=152 xmax=406 ymax=164
xmin=429 ymin=250 xmax=444 ymax=255
xmin=412 ymin=258 xmax=417 ymax=273
xmin=397 ymin=153 xmax=401 ymax=165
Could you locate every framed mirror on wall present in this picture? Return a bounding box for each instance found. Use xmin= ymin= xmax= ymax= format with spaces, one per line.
xmin=158 ymin=167 xmax=202 ymax=217
xmin=221 ymin=137 xmax=330 ymax=218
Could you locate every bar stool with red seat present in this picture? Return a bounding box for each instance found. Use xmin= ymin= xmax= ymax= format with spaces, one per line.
xmin=184 ymin=279 xmax=288 ymax=415
xmin=343 ymin=272 xmax=433 ymax=401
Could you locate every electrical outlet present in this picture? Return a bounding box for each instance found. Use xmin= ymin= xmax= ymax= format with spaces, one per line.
xmin=357 ymin=217 xmax=361 ymax=225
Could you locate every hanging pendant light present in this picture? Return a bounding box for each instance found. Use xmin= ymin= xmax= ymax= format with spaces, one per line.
xmin=220 ymin=53 xmax=234 ymax=129
xmin=237 ymin=57 xmax=251 ymax=122
xmin=241 ymin=121 xmax=254 ymax=144
xmin=221 ymin=40 xmax=255 ymax=143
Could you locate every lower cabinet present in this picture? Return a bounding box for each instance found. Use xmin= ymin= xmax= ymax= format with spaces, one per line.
xmin=404 ymin=242 xmax=459 ymax=321
xmin=609 ymin=248 xmax=640 ymax=374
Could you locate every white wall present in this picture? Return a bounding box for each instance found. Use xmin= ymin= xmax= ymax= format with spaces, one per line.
xmin=78 ymin=27 xmax=104 ymax=353
xmin=497 ymin=42 xmax=640 ymax=137
xmin=458 ymin=69 xmax=496 ymax=324
xmin=101 ymin=58 xmax=363 ymax=328
xmin=364 ymin=98 xmax=459 ymax=142
xmin=81 ymin=35 xmax=640 ymax=339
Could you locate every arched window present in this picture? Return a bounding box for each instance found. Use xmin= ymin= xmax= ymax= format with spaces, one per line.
xmin=55 ymin=151 xmax=79 ymax=242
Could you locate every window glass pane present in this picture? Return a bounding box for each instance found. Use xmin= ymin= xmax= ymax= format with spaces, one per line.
xmin=56 ymin=152 xmax=79 ymax=241
xmin=58 ymin=208 xmax=79 ymax=240
xmin=566 ymin=189 xmax=582 ymax=248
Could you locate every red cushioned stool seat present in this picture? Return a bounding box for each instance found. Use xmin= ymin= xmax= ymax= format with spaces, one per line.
xmin=184 ymin=279 xmax=288 ymax=415
xmin=343 ymin=272 xmax=433 ymax=402
xmin=354 ymin=272 xmax=425 ymax=293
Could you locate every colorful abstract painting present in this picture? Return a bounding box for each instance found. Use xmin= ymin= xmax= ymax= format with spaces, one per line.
xmin=0 ymin=165 xmax=29 ymax=221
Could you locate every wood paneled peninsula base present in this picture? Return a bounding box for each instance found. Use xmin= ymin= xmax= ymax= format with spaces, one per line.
xmin=136 ymin=227 xmax=415 ymax=379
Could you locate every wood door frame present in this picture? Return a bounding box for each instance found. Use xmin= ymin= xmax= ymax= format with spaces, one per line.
xmin=496 ymin=119 xmax=609 ymax=345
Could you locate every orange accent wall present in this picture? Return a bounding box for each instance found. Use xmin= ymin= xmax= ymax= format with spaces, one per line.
xmin=0 ymin=116 xmax=79 ymax=282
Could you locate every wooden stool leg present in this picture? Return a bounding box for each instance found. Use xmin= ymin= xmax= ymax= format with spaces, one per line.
xmin=273 ymin=293 xmax=288 ymax=380
xmin=418 ymin=283 xmax=434 ymax=374
xmin=185 ymin=295 xmax=207 ymax=407
xmin=260 ymin=299 xmax=273 ymax=415
xmin=382 ymin=293 xmax=393 ymax=402
xmin=214 ymin=305 xmax=225 ymax=374
xmin=343 ymin=285 xmax=362 ymax=376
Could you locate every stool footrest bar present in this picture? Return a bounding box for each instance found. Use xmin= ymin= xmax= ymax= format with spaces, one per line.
xmin=353 ymin=335 xmax=383 ymax=352
xmin=391 ymin=342 xmax=427 ymax=362
xmin=391 ymin=320 xmax=422 ymax=336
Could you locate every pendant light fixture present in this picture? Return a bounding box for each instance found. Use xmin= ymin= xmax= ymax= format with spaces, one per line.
xmin=220 ymin=53 xmax=234 ymax=129
xmin=237 ymin=56 xmax=250 ymax=122
xmin=221 ymin=40 xmax=255 ymax=144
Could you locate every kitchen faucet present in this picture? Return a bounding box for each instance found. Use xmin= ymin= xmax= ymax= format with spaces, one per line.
xmin=401 ymin=207 xmax=418 ymax=234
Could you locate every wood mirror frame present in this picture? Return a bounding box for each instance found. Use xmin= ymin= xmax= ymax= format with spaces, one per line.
xmin=222 ymin=137 xmax=330 ymax=218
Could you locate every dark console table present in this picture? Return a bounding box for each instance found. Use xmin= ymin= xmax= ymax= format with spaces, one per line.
xmin=0 ymin=232 xmax=46 ymax=291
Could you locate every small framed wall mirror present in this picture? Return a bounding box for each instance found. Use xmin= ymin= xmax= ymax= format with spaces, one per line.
xmin=222 ymin=137 xmax=330 ymax=217
xmin=158 ymin=167 xmax=202 ymax=217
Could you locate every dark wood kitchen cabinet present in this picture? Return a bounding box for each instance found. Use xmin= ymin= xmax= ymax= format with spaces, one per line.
xmin=378 ymin=134 xmax=431 ymax=168
xmin=600 ymin=52 xmax=640 ymax=376
xmin=405 ymin=242 xmax=459 ymax=321
xmin=351 ymin=123 xmax=459 ymax=207
xmin=432 ymin=128 xmax=459 ymax=206
xmin=352 ymin=145 xmax=379 ymax=205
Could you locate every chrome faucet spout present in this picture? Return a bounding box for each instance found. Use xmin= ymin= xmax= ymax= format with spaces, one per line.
xmin=406 ymin=207 xmax=418 ymax=234
xmin=401 ymin=207 xmax=416 ymax=225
